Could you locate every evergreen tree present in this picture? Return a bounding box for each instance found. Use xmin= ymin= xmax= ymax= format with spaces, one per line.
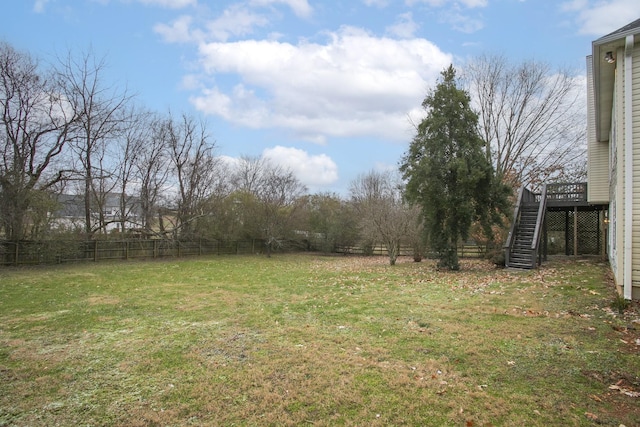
xmin=400 ymin=65 xmax=508 ymax=270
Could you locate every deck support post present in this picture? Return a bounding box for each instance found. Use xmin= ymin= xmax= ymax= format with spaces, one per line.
xmin=574 ymin=206 xmax=578 ymax=257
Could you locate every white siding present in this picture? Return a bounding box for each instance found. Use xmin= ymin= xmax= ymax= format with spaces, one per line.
xmin=630 ymin=42 xmax=640 ymax=299
xmin=611 ymin=46 xmax=625 ymax=294
xmin=587 ymin=56 xmax=611 ymax=203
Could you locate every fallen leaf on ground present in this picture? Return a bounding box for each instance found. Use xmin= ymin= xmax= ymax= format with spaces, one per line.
xmin=585 ymin=412 xmax=598 ymax=420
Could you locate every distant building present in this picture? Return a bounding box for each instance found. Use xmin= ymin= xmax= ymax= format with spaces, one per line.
xmin=51 ymin=193 xmax=141 ymax=234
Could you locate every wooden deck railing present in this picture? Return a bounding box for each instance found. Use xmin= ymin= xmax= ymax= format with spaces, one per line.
xmin=545 ymin=182 xmax=587 ymax=206
xmin=504 ymin=182 xmax=586 ymax=268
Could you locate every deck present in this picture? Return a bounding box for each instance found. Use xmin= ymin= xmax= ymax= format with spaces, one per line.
xmin=541 ymin=182 xmax=591 ymax=208
xmin=504 ymin=182 xmax=607 ymax=269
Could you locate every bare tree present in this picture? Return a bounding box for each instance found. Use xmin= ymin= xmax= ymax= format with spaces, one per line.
xmin=134 ymin=113 xmax=171 ymax=235
xmin=232 ymin=155 xmax=270 ymax=194
xmin=301 ymin=192 xmax=360 ymax=253
xmin=350 ymin=170 xmax=418 ymax=265
xmin=165 ymin=113 xmax=224 ymax=238
xmin=227 ymin=157 xmax=307 ymax=254
xmin=56 ymin=48 xmax=131 ymax=237
xmin=464 ymin=54 xmax=586 ymax=189
xmin=257 ymin=163 xmax=307 ymax=255
xmin=89 ymin=133 xmax=120 ymax=234
xmin=0 ymin=42 xmax=76 ymax=240
xmin=112 ymin=106 xmax=154 ymax=234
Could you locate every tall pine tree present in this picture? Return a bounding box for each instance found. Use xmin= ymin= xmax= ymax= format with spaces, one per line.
xmin=400 ymin=65 xmax=508 ymax=270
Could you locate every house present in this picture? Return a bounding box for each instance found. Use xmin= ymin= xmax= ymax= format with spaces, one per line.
xmin=52 ymin=193 xmax=142 ymax=234
xmin=588 ymin=18 xmax=640 ymax=300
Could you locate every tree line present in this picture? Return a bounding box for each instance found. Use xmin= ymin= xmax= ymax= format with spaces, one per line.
xmin=1 ymin=41 xmax=586 ymax=267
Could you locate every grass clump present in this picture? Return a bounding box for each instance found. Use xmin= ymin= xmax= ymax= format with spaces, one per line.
xmin=0 ymin=255 xmax=639 ymax=426
xmin=611 ymin=294 xmax=631 ymax=314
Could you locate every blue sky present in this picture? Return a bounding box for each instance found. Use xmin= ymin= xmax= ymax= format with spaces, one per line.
xmin=3 ymin=0 xmax=640 ymax=195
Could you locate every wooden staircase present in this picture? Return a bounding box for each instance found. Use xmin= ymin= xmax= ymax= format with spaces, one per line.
xmin=504 ymin=182 xmax=592 ymax=269
xmin=504 ymin=185 xmax=547 ymax=269
xmin=507 ymin=203 xmax=539 ymax=269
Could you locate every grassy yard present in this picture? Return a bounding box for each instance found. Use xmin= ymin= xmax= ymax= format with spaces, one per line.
xmin=0 ymin=254 xmax=639 ymax=426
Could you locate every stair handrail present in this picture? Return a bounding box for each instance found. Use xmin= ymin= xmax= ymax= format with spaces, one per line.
xmin=502 ymin=185 xmax=526 ymax=267
xmin=530 ymin=183 xmax=548 ymax=267
xmin=504 ymin=185 xmax=525 ymax=266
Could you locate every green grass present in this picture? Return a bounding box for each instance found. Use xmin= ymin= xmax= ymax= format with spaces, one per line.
xmin=1 ymin=255 xmax=638 ymax=426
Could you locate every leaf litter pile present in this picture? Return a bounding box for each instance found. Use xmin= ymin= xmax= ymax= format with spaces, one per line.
xmin=0 ymin=255 xmax=639 ymax=426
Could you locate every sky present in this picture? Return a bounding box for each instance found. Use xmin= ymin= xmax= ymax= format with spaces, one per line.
xmin=3 ymin=0 xmax=640 ymax=195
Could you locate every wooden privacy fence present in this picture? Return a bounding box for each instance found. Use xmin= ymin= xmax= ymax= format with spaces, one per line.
xmin=333 ymin=242 xmax=486 ymax=259
xmin=0 ymin=239 xmax=272 ymax=266
xmin=1 ymin=239 xmax=487 ymax=266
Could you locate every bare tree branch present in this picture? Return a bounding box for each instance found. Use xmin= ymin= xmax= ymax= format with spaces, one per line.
xmin=464 ymin=54 xmax=586 ymax=190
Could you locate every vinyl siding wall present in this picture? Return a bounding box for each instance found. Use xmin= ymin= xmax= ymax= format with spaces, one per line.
xmin=611 ymin=47 xmax=623 ymax=295
xmin=611 ymin=42 xmax=640 ymax=300
xmin=587 ymin=56 xmax=610 ymax=203
xmin=630 ymin=42 xmax=640 ymax=300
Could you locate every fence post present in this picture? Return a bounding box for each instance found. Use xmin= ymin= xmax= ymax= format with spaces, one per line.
xmin=94 ymin=240 xmax=98 ymax=262
xmin=574 ymin=206 xmax=578 ymax=257
xmin=14 ymin=241 xmax=19 ymax=266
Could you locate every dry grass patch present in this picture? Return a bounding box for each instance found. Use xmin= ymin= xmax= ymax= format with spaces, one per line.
xmin=1 ymin=255 xmax=639 ymax=426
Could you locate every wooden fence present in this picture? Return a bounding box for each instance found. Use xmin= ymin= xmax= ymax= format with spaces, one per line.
xmin=0 ymin=239 xmax=273 ymax=266
xmin=0 ymin=239 xmax=486 ymax=267
xmin=333 ymin=242 xmax=486 ymax=259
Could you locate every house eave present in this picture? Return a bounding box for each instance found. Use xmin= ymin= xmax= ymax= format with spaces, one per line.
xmin=592 ymin=21 xmax=640 ymax=143
xmin=592 ymin=39 xmax=622 ymax=143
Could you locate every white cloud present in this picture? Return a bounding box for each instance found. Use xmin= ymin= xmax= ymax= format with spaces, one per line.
xmin=154 ymin=15 xmax=197 ymax=43
xmin=262 ymin=146 xmax=339 ymax=187
xmin=562 ymin=0 xmax=640 ymax=36
xmin=560 ymin=0 xmax=588 ymax=11
xmin=138 ymin=0 xmax=196 ymax=8
xmin=154 ymin=4 xmax=273 ymax=43
xmin=205 ymin=4 xmax=269 ymax=42
xmin=363 ymin=0 xmax=390 ymax=7
xmin=406 ymin=0 xmax=487 ymax=8
xmin=459 ymin=0 xmax=487 ymax=7
xmin=404 ymin=0 xmax=486 ymax=33
xmin=190 ymin=26 xmax=452 ymax=143
xmin=33 ymin=0 xmax=50 ymax=13
xmin=440 ymin=9 xmax=484 ymax=33
xmin=218 ymin=155 xmax=242 ymax=171
xmin=386 ymin=12 xmax=419 ymax=38
xmin=249 ymin=0 xmax=313 ymax=18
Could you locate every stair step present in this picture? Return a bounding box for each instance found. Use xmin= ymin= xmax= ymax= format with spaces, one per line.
xmin=508 ymin=263 xmax=533 ymax=269
xmin=511 ymin=246 xmax=532 ymax=250
xmin=506 ymin=199 xmax=544 ymax=270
